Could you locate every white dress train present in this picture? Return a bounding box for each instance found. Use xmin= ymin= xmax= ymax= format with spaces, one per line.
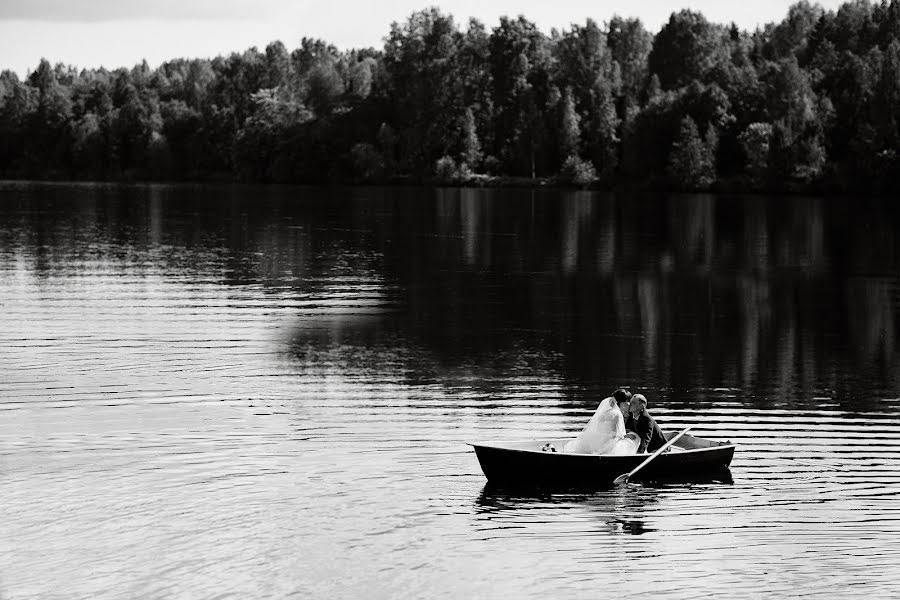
xmin=564 ymin=397 xmax=639 ymax=455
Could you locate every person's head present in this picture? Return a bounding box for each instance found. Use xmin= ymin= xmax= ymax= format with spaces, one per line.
xmin=629 ymin=393 xmax=648 ymax=414
xmin=612 ymin=388 xmax=632 ymax=416
xmin=612 ymin=388 xmax=632 ymax=404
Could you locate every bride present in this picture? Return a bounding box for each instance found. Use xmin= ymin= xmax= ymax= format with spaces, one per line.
xmin=564 ymin=389 xmax=639 ymax=455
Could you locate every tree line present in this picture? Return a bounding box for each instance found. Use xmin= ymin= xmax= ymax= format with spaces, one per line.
xmin=3 ymin=1 xmax=900 ymax=192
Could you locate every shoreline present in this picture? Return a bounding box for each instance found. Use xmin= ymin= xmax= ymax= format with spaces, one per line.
xmin=0 ymin=173 xmax=886 ymax=198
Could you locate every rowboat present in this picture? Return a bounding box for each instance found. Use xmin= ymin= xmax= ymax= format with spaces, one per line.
xmin=470 ymin=431 xmax=735 ymax=488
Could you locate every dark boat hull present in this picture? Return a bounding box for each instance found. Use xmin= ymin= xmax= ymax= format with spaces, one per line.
xmin=471 ymin=433 xmax=735 ymax=488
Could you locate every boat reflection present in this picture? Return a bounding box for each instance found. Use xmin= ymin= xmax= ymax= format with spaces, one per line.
xmin=473 ymin=467 xmax=732 ymax=537
xmin=474 ymin=482 xmax=660 ymax=536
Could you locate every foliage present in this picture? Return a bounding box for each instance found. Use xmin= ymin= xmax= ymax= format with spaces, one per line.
xmin=459 ymin=106 xmax=482 ymax=168
xmin=558 ymin=87 xmax=580 ymax=160
xmin=607 ymin=16 xmax=652 ymax=103
xmin=4 ymin=2 xmax=900 ymax=192
xmin=434 ymin=154 xmax=467 ymax=183
xmin=739 ymin=122 xmax=774 ymax=181
xmin=667 ymin=116 xmax=714 ymax=188
xmin=649 ymin=10 xmax=728 ymax=90
xmin=558 ymin=154 xmax=597 ymax=187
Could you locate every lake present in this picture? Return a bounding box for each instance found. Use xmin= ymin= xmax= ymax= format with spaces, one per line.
xmin=1 ymin=182 xmax=899 ymax=599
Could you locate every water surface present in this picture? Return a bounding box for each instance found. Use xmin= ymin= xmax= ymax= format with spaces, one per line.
xmin=1 ymin=183 xmax=899 ymax=598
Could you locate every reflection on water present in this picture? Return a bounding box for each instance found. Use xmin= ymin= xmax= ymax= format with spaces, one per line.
xmin=1 ymin=182 xmax=899 ymax=599
xmin=475 ymin=484 xmax=660 ymax=537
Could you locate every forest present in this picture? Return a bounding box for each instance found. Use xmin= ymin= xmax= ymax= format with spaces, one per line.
xmin=2 ymin=1 xmax=900 ymax=192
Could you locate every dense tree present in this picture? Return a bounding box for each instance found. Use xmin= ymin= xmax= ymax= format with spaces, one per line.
xmin=233 ymin=88 xmax=312 ymax=180
xmin=649 ymin=10 xmax=728 ymax=90
xmin=2 ymin=2 xmax=900 ymax=192
xmin=554 ymin=19 xmax=619 ymax=104
xmin=767 ymin=57 xmax=827 ymax=181
xmin=0 ymin=69 xmax=19 ymax=105
xmin=69 ymin=111 xmax=105 ymax=176
xmin=264 ymin=41 xmax=290 ymax=90
xmin=384 ymin=8 xmax=467 ymax=175
xmin=739 ymin=122 xmax=774 ymax=182
xmin=159 ymin=100 xmax=202 ymax=177
xmin=0 ymin=78 xmax=37 ymax=172
xmin=346 ymin=57 xmax=376 ymax=101
xmin=587 ymin=83 xmax=620 ymax=177
xmin=306 ymin=59 xmax=344 ymax=116
xmin=553 ymin=20 xmax=621 ymax=176
xmin=768 ymin=1 xmax=824 ymax=62
xmin=457 ymin=19 xmax=494 ymax=157
xmin=26 ymin=59 xmax=73 ymax=174
xmin=606 ymin=16 xmax=653 ymax=103
xmin=488 ymin=15 xmax=554 ymax=176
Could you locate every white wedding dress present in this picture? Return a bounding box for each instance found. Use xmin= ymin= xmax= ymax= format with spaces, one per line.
xmin=564 ymin=397 xmax=639 ymax=455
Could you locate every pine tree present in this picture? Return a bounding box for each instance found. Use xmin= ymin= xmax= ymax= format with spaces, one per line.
xmin=590 ymin=83 xmax=620 ymax=176
xmin=559 ymin=87 xmax=580 ymax=162
xmin=459 ymin=107 xmax=482 ymax=168
xmin=873 ymin=39 xmax=900 ymax=149
xmin=646 ymin=74 xmax=662 ymax=103
xmin=703 ymin=124 xmax=719 ymax=182
xmin=667 ymin=116 xmax=710 ymax=188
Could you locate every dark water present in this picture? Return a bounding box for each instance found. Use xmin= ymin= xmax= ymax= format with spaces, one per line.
xmin=1 ymin=182 xmax=899 ymax=599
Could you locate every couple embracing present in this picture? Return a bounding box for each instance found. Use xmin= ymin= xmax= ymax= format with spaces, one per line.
xmin=564 ymin=389 xmax=668 ymax=455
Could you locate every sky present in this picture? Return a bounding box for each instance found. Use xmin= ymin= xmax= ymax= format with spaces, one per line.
xmin=0 ymin=0 xmax=850 ymax=76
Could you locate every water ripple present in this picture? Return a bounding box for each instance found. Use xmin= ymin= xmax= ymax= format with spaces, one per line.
xmin=3 ymin=184 xmax=900 ymax=599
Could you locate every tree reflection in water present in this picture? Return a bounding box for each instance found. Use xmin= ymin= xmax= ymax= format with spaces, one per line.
xmin=3 ymin=183 xmax=897 ymax=412
xmin=375 ymin=189 xmax=899 ymax=412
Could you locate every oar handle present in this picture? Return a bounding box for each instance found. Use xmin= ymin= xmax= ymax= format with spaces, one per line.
xmin=615 ymin=426 xmax=692 ymax=485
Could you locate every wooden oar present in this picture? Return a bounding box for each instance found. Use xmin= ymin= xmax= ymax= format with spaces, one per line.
xmin=613 ymin=426 xmax=692 ymax=485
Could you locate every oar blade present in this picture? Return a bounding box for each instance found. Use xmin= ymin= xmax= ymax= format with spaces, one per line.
xmin=613 ymin=473 xmax=630 ymax=485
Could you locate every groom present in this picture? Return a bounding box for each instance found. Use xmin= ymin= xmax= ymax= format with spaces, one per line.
xmin=625 ymin=394 xmax=668 ymax=454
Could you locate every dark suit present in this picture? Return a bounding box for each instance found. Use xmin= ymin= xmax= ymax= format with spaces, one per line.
xmin=625 ymin=409 xmax=668 ymax=453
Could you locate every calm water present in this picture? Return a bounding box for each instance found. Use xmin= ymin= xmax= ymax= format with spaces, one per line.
xmin=1 ymin=182 xmax=899 ymax=599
